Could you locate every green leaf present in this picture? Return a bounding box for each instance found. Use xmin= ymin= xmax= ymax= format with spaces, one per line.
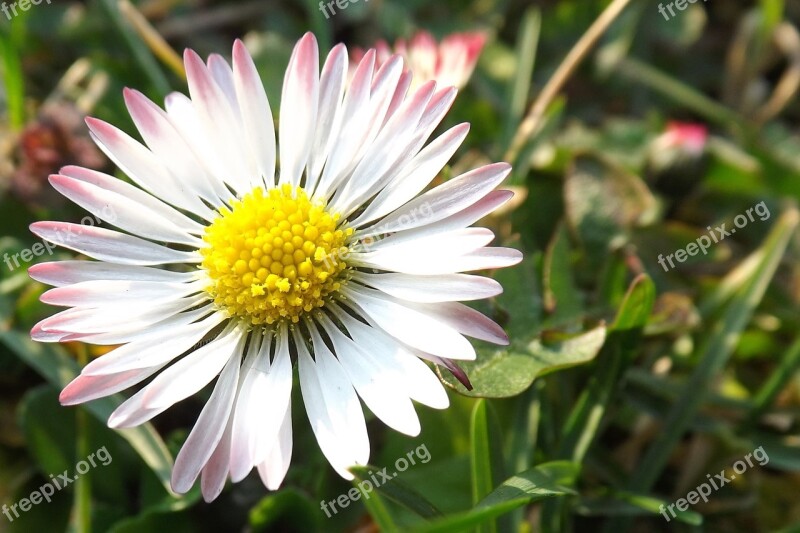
xmin=409 ymin=461 xmax=579 ymax=533
xmin=349 ymin=465 xmax=443 ymax=520
xmin=611 ymin=274 xmax=656 ymax=331
xmin=0 ymin=330 xmax=175 ymax=494
xmin=439 ymin=325 xmax=606 ymax=398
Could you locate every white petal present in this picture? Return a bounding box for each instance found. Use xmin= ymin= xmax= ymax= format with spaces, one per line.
xmin=163 ymin=92 xmax=232 ymax=197
xmin=306 ymin=43 xmax=347 ymax=192
xmin=232 ymin=40 xmax=277 ymax=189
xmin=107 ymin=325 xmax=245 ymax=428
xmin=29 ymin=222 xmax=198 ymax=266
xmin=353 ymin=123 xmax=470 ymax=226
xmin=279 ymin=32 xmax=319 ymax=187
xmin=201 ymin=414 xmax=234 ymax=502
xmin=352 ymin=272 xmax=502 ymax=303
xmin=296 ymin=330 xmax=355 ymax=479
xmin=332 ymin=309 xmax=449 ymax=409
xmin=143 ymin=325 xmax=244 ymax=409
xmin=342 ymin=285 xmax=475 ymax=360
xmin=60 ymin=165 xmax=205 ymax=235
xmin=318 ymin=317 xmax=420 ymax=436
xmin=207 ymin=54 xmax=238 ymax=109
xmin=354 ymin=246 xmax=523 ymax=275
xmin=59 ymin=365 xmax=164 ymax=405
xmin=40 ymin=279 xmax=202 ymax=308
xmin=373 ymin=189 xmax=513 ymax=246
xmin=86 ymin=117 xmax=216 ymax=219
xmin=184 ymin=49 xmax=251 ymax=194
xmin=256 ymin=401 xmax=293 ymax=491
xmin=34 ymin=294 xmax=207 ymax=337
xmin=80 ymin=312 xmax=225 ymax=376
xmin=313 ymin=50 xmax=376 ymax=199
xmin=230 ymin=328 xmax=293 ymax=482
xmin=359 ymin=162 xmax=511 ymax=238
xmin=28 ymin=261 xmax=196 ymax=288
xmin=63 ymin=306 xmax=211 ymax=345
xmin=172 ymin=352 xmax=241 ymax=494
xmin=410 ymin=301 xmax=509 ymax=345
xmin=360 ymin=227 xmax=494 ymax=255
xmin=331 ymin=80 xmax=437 ymax=217
xmin=306 ymin=321 xmax=369 ymax=464
xmin=123 ymin=88 xmax=227 ymax=207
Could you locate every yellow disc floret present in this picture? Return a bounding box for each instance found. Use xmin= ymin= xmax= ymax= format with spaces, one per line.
xmin=201 ymin=183 xmax=353 ymax=325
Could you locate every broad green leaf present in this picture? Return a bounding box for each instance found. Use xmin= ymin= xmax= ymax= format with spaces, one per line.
xmin=439 ymin=325 xmax=606 ymax=398
xmin=410 ymin=461 xmax=578 ymax=533
xmin=0 ymin=330 xmax=175 ymax=493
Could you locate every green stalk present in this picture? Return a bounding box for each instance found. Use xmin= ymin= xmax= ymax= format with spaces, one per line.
xmin=71 ymin=345 xmax=92 ymax=533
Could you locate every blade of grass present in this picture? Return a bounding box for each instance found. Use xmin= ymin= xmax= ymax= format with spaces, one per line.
xmin=746 ymin=334 xmax=800 ymax=426
xmin=118 ymin=0 xmax=185 ymax=80
xmin=504 ymin=0 xmax=634 ymax=165
xmin=613 ymin=57 xmax=745 ymax=132
xmin=500 ymin=8 xmax=540 ymax=149
xmin=471 ymin=399 xmax=496 ymax=533
xmin=0 ymin=17 xmax=26 ymax=130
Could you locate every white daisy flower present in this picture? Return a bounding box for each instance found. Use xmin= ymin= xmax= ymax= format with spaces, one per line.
xmin=29 ymin=32 xmax=521 ymax=501
xmin=351 ymin=30 xmax=487 ymax=92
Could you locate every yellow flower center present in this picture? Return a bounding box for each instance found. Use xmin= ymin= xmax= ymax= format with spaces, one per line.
xmin=200 ymin=184 xmax=353 ymax=325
